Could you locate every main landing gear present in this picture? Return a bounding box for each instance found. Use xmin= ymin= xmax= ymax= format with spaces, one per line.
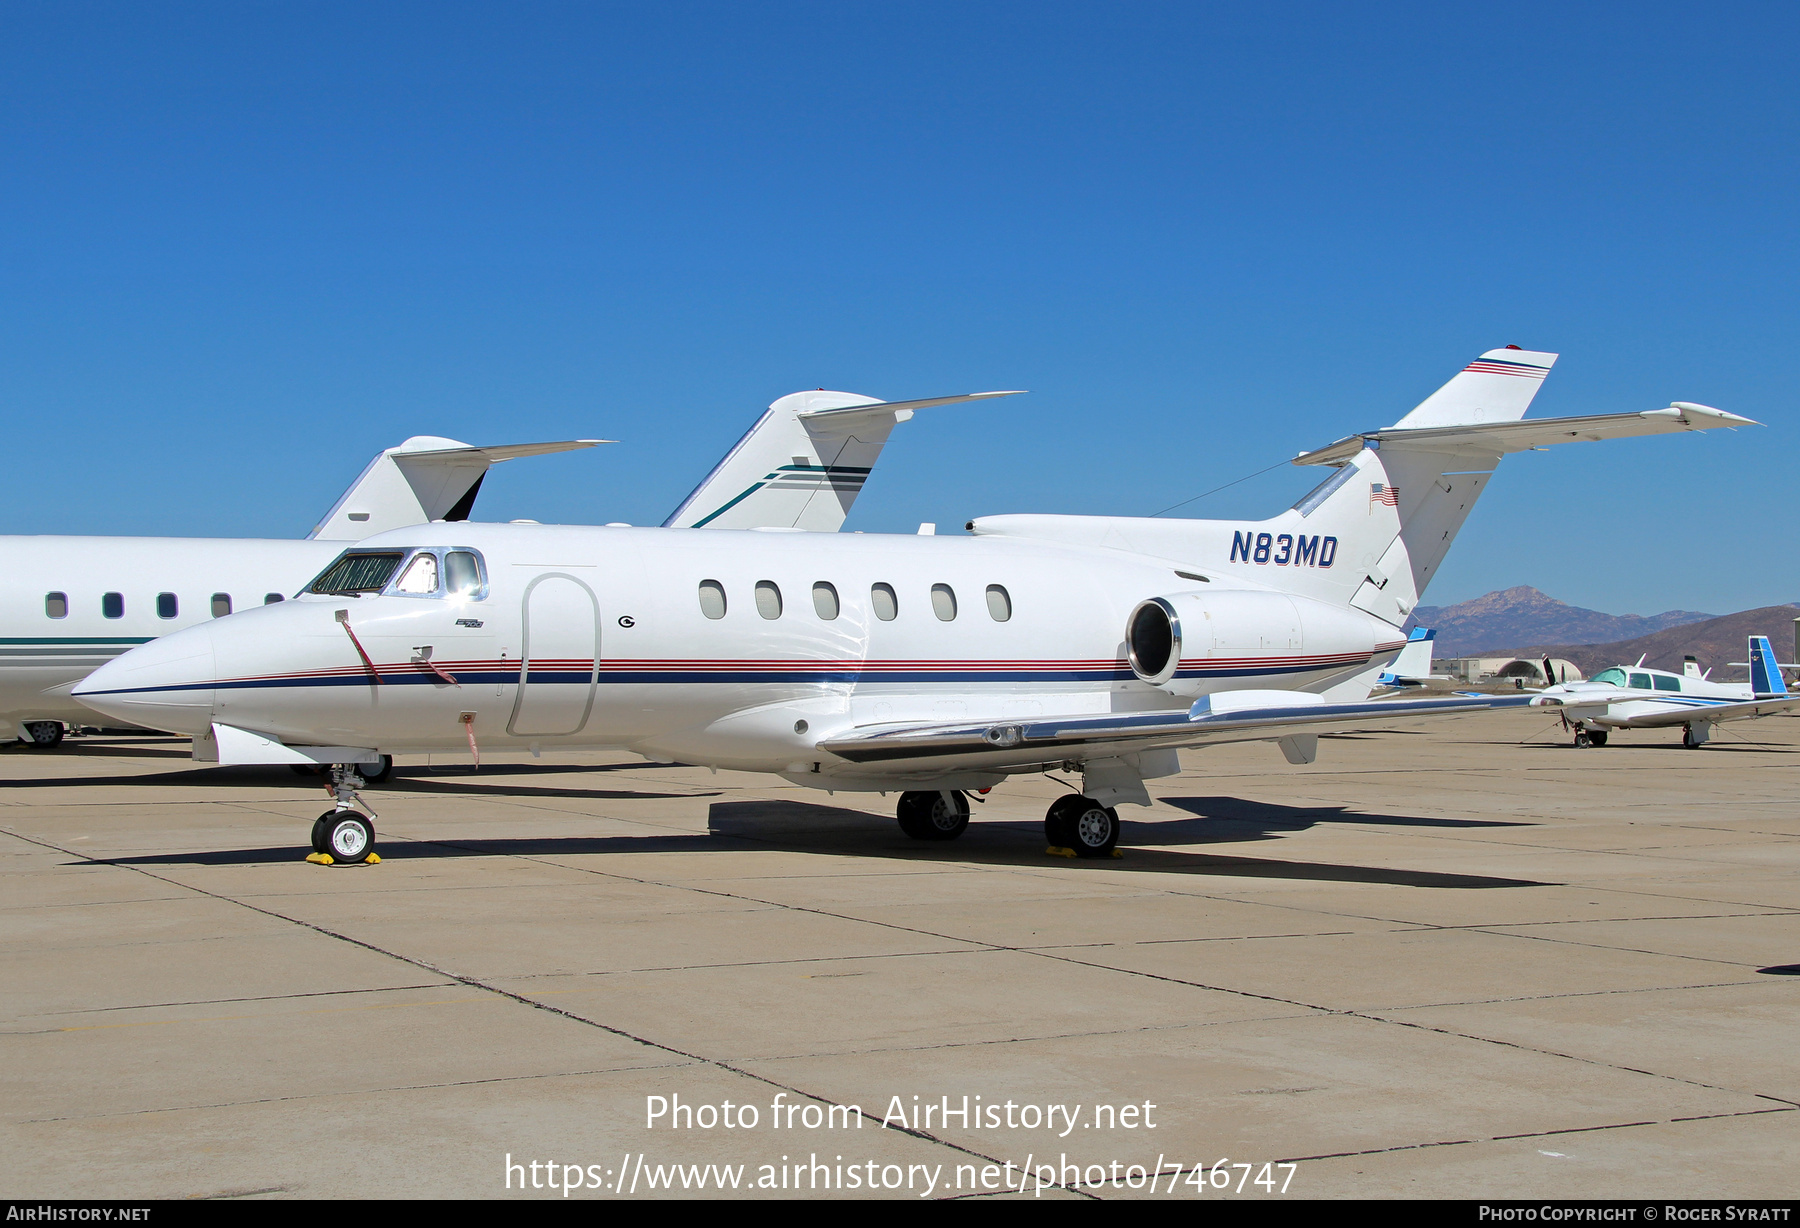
xmin=1573 ymin=728 xmax=1608 ymax=748
xmin=896 ymin=790 xmax=970 ymax=841
xmin=21 ymin=722 xmax=64 ymax=748
xmin=1045 ymin=793 xmax=1120 ymax=859
xmin=307 ymin=763 xmax=380 ymax=865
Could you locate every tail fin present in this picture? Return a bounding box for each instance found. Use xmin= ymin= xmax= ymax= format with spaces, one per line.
xmin=664 ymin=390 xmax=1020 ymax=531
xmin=1380 ymin=627 xmax=1436 ymax=683
xmin=1749 ymin=635 xmax=1788 ymax=696
xmin=1389 ymin=348 xmax=1558 ymax=429
xmin=1683 ymin=655 xmax=1702 ymax=679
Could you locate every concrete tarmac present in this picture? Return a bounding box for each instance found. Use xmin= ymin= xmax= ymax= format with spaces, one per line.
xmin=3 ymin=709 xmax=1797 ymax=1200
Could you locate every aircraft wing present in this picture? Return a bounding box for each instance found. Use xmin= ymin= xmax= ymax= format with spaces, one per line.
xmin=1531 ymin=692 xmax=1800 ymax=728
xmin=1294 ymin=403 xmax=1756 ymax=467
xmin=819 ymin=689 xmax=1534 ymax=772
xmin=665 ymin=390 xmax=1023 ymax=531
xmin=310 ymin=437 xmax=608 ymax=540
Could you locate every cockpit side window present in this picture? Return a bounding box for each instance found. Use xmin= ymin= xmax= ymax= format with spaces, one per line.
xmin=394 ymin=553 xmax=440 ymax=595
xmin=1629 ymin=672 xmax=1654 ymax=690
xmin=445 ymin=551 xmax=482 ymax=596
xmin=307 ymin=551 xmax=405 ymax=595
xmin=1653 ymin=675 xmax=1681 ymax=691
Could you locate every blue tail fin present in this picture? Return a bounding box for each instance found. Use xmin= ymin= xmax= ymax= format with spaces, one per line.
xmin=1749 ymin=635 xmax=1788 ymax=696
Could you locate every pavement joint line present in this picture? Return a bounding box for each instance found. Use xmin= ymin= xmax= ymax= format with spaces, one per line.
xmin=4 ymin=826 xmax=1040 ymax=1182
xmin=1368 ymin=977 xmax=1774 ymax=1011
xmin=21 ymin=981 xmax=461 ymax=1018
xmin=1279 ymin=1104 xmax=1799 ymax=1165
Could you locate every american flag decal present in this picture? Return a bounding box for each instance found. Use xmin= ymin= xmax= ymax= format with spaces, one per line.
xmin=1369 ymin=483 xmax=1399 ymax=507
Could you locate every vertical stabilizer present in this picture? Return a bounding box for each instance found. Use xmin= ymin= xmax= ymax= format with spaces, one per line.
xmin=1389 ymin=348 xmax=1558 ymax=429
xmin=1749 ymin=636 xmax=1788 ymax=696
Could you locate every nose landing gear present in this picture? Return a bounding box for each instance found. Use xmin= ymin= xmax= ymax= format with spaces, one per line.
xmin=306 ymin=763 xmax=381 ymax=865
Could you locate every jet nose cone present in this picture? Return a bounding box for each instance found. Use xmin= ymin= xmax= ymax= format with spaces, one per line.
xmin=73 ymin=624 xmax=218 ymax=735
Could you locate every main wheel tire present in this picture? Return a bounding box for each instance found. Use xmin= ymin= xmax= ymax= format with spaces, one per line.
xmin=1682 ymin=726 xmax=1699 ymax=749
xmin=1574 ymin=730 xmax=1593 ymax=748
xmin=1589 ymin=730 xmax=1608 ymax=747
xmin=24 ymin=721 xmax=63 ymax=748
xmin=1068 ymin=799 xmax=1120 ymax=859
xmin=897 ymin=790 xmax=969 ymax=841
xmin=322 ymin=812 xmax=375 ymax=862
xmin=310 ymin=815 xmax=332 ymax=854
xmin=1044 ymin=793 xmax=1087 ymax=848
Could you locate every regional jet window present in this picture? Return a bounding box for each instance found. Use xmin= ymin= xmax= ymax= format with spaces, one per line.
xmin=156 ymin=593 xmax=178 ymax=619
xmin=102 ymin=592 xmax=124 ymax=619
xmin=394 ymin=554 xmax=439 ymax=595
xmin=812 ymin=582 xmax=839 ymax=620
xmin=307 ymin=551 xmax=404 ymax=595
xmin=931 ymin=584 xmax=958 ymax=621
xmin=1654 ymin=675 xmax=1681 ymax=692
xmin=264 ymin=593 xmax=284 ymax=604
xmin=444 ymin=551 xmax=482 ymax=597
xmin=1629 ymin=673 xmax=1654 ymax=690
xmin=45 ymin=592 xmax=67 ymax=619
xmin=211 ymin=593 xmax=232 ymax=618
xmin=985 ymin=584 xmax=1012 ymax=622
xmin=871 ymin=583 xmax=898 ymax=621
xmin=698 ymin=580 xmax=727 ymax=619
xmin=755 ymin=581 xmax=783 ymax=619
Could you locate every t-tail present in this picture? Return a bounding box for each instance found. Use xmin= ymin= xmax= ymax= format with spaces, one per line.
xmin=1748 ymin=635 xmax=1788 ymax=697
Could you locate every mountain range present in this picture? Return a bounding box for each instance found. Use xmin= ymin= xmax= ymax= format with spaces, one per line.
xmin=1406 ymin=586 xmax=1717 ymax=658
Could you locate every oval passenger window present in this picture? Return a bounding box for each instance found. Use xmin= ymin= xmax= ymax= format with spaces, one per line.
xmin=931 ymin=584 xmax=957 ymax=621
xmin=812 ymin=582 xmax=839 ymax=620
xmin=871 ymin=583 xmax=897 ymax=621
xmin=102 ymin=593 xmax=124 ymax=619
xmin=211 ymin=593 xmax=232 ymax=618
xmin=45 ymin=592 xmax=67 ymax=619
xmin=755 ymin=581 xmax=783 ymax=619
xmin=985 ymin=585 xmax=1012 ymax=621
xmin=698 ymin=580 xmax=727 ymax=619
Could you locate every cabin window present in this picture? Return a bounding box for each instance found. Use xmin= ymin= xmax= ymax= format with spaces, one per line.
xmin=445 ymin=552 xmax=482 ymax=596
xmin=931 ymin=584 xmax=958 ymax=621
xmin=211 ymin=594 xmax=232 ymax=618
xmin=45 ymin=593 xmax=67 ymax=619
xmin=1629 ymin=673 xmax=1653 ymax=690
xmin=264 ymin=593 xmax=284 ymax=604
xmin=155 ymin=593 xmax=178 ymax=619
xmin=812 ymin=582 xmax=839 ymax=620
xmin=985 ymin=584 xmax=1012 ymax=622
xmin=308 ymin=551 xmax=404 ymax=595
xmin=1654 ymin=675 xmax=1681 ymax=692
xmin=698 ymin=580 xmax=727 ymax=619
xmin=102 ymin=592 xmax=124 ymax=619
xmin=394 ymin=553 xmax=439 ymax=595
xmin=755 ymin=581 xmax=783 ymax=619
xmin=871 ymin=583 xmax=898 ymax=621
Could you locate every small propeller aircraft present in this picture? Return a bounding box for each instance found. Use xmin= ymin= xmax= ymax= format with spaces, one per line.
xmin=73 ymin=347 xmax=1757 ymax=864
xmin=1530 ymin=635 xmax=1800 ymax=748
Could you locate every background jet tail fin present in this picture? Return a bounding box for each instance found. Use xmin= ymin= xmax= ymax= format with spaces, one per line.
xmin=1748 ymin=635 xmax=1788 ymax=696
xmin=1388 ymin=347 xmax=1558 ymax=429
xmin=309 ymin=436 xmax=605 ymax=540
xmin=1382 ymin=627 xmax=1436 ymax=681
xmin=664 ymin=390 xmax=1019 ymax=531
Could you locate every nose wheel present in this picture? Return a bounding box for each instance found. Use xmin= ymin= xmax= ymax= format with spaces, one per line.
xmin=306 ymin=764 xmax=381 ymax=864
xmin=1045 ymin=794 xmax=1120 ymax=858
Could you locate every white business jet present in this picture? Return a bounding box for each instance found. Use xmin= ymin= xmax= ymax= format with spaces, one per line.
xmin=1530 ymin=635 xmax=1799 ymax=748
xmin=73 ymin=349 xmax=1755 ymax=864
xmin=8 ymin=387 xmax=995 ymax=748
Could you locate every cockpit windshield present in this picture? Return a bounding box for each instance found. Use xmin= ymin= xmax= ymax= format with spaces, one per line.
xmin=307 ymin=551 xmax=406 ymax=595
xmin=1591 ymin=668 xmax=1626 ymax=686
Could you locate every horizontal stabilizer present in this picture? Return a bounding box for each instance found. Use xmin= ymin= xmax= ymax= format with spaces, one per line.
xmin=820 ymin=690 xmax=1533 ymax=770
xmin=310 ymin=437 xmax=608 ymax=540
xmin=1295 ymin=404 xmax=1756 ymax=467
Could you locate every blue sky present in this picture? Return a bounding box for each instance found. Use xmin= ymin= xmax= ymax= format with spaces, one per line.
xmin=3 ymin=2 xmax=1795 ymax=614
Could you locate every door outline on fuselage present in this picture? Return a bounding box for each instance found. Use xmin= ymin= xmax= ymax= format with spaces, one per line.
xmin=506 ymin=572 xmax=601 ymax=737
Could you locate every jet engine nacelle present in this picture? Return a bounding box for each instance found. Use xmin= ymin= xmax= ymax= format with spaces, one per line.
xmin=1124 ymin=588 xmax=1384 ymax=697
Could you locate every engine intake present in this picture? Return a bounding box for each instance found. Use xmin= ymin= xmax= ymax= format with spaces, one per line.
xmin=1126 ymin=597 xmax=1180 ymax=685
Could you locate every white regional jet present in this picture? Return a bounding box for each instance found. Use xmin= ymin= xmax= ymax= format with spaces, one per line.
xmin=72 ymin=349 xmax=1756 ymax=864
xmin=1531 ymin=635 xmax=1800 ymax=748
xmin=6 ymin=388 xmax=989 ymax=749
